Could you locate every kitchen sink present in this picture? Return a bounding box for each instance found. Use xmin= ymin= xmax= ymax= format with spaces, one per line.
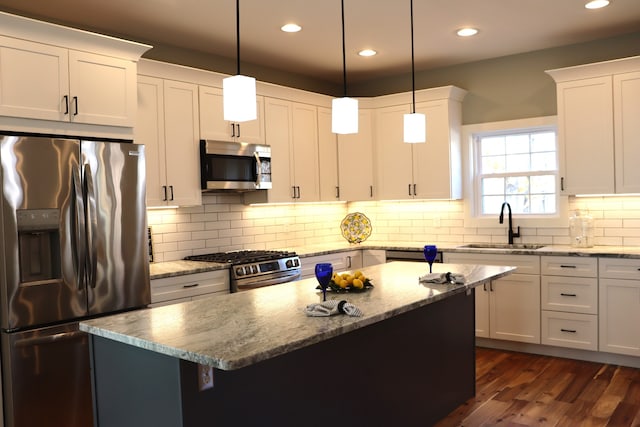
xmin=459 ymin=243 xmax=546 ymax=250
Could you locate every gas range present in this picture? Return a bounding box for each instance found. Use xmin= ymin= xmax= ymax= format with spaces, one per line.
xmin=184 ymin=250 xmax=301 ymax=292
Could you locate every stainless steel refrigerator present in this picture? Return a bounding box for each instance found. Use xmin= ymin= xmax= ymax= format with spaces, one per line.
xmin=0 ymin=134 xmax=150 ymax=427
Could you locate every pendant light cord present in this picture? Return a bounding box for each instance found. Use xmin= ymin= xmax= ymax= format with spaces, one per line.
xmin=236 ymin=0 xmax=241 ymax=75
xmin=410 ymin=0 xmax=416 ymax=113
xmin=341 ymin=0 xmax=347 ymax=97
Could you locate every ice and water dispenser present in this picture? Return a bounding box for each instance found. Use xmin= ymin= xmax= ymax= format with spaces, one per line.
xmin=569 ymin=210 xmax=594 ymax=248
xmin=16 ymin=208 xmax=62 ymax=284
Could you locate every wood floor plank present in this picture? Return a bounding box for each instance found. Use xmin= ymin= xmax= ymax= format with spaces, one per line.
xmin=436 ymin=347 xmax=640 ymax=427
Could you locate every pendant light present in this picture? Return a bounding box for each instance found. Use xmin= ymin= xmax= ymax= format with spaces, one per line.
xmin=403 ymin=0 xmax=426 ymax=143
xmin=223 ymin=0 xmax=257 ymax=122
xmin=332 ymin=0 xmax=358 ymax=134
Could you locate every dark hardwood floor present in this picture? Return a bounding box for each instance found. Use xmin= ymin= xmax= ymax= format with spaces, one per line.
xmin=435 ymin=347 xmax=640 ymax=427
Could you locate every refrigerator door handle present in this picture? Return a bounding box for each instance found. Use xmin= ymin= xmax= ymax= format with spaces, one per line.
xmin=72 ymin=167 xmax=87 ymax=290
xmin=14 ymin=331 xmax=86 ymax=347
xmin=84 ymin=164 xmax=98 ymax=289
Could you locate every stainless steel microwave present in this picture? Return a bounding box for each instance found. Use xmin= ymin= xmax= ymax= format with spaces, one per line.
xmin=200 ymin=140 xmax=272 ymax=191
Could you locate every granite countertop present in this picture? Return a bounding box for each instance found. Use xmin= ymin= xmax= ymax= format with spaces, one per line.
xmin=80 ymin=261 xmax=515 ymax=371
xmin=149 ymin=260 xmax=229 ymax=280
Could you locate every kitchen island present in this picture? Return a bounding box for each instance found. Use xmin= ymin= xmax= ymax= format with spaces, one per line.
xmin=81 ymin=261 xmax=515 ymax=427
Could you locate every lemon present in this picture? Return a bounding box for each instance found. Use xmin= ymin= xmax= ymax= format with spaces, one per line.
xmin=339 ymin=279 xmax=349 ymax=288
xmin=352 ymin=278 xmax=364 ymax=289
xmin=353 ymin=270 xmax=363 ymax=278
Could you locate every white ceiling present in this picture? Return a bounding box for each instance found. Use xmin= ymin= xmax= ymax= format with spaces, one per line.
xmin=1 ymin=0 xmax=639 ymax=84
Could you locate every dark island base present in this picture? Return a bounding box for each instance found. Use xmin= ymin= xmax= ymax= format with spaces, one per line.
xmin=90 ymin=290 xmax=475 ymax=427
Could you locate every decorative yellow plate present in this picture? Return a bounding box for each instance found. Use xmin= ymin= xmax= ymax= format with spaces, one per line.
xmin=340 ymin=212 xmax=372 ymax=243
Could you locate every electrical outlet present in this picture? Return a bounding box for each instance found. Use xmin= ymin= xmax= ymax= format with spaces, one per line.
xmin=197 ymin=364 xmax=214 ymax=391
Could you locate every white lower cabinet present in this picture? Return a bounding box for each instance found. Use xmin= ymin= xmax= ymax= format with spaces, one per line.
xmin=443 ymin=253 xmax=540 ymax=344
xmin=150 ymin=270 xmax=230 ymax=307
xmin=599 ymin=258 xmax=640 ymax=356
xmin=540 ymin=256 xmax=598 ymax=351
xmin=300 ymin=251 xmax=363 ymax=280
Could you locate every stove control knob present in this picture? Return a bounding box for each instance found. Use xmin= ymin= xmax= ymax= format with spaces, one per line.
xmin=235 ymin=267 xmax=245 ymax=276
xmin=286 ymin=259 xmax=293 ymax=268
xmin=251 ymin=265 xmax=259 ymax=274
xmin=294 ymin=259 xmax=300 ymax=267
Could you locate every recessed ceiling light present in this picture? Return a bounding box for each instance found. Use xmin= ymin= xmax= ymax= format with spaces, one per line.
xmin=281 ymin=23 xmax=302 ymax=33
xmin=457 ymin=27 xmax=479 ymax=37
xmin=358 ymin=49 xmax=377 ymax=57
xmin=585 ymin=0 xmax=610 ymax=9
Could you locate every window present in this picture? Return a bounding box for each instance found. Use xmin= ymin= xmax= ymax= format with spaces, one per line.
xmin=474 ymin=128 xmax=558 ymax=216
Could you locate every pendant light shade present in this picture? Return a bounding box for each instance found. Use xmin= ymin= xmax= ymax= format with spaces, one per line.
xmin=404 ymin=112 xmax=426 ymax=143
xmin=403 ymin=0 xmax=425 ymax=143
xmin=332 ymin=0 xmax=358 ymax=134
xmin=332 ymin=97 xmax=359 ymax=134
xmin=223 ymin=74 xmax=256 ymax=122
xmin=223 ymin=0 xmax=257 ymax=123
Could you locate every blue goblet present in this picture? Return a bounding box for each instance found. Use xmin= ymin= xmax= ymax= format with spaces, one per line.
xmin=315 ymin=263 xmax=333 ymax=302
xmin=423 ymin=245 xmax=438 ymax=273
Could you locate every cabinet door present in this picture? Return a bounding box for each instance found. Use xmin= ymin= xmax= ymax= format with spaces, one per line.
xmin=199 ymin=85 xmax=265 ymax=144
xmin=291 ymin=102 xmax=320 ymax=202
xmin=413 ymin=100 xmax=462 ymax=199
xmin=263 ymin=98 xmax=294 ymax=202
xmin=0 ymin=36 xmax=69 ymax=121
xmin=614 ymin=71 xmax=640 ymax=193
xmin=599 ymin=278 xmax=640 ymax=356
xmin=475 ymin=284 xmax=490 ymax=338
xmin=317 ymin=107 xmax=340 ymax=201
xmin=490 ymin=274 xmax=541 ymax=344
xmin=68 ymin=50 xmax=136 ymax=127
xmin=338 ymin=109 xmax=375 ymax=201
xmin=557 ymin=76 xmax=614 ymax=195
xmin=163 ymin=80 xmax=202 ymax=206
xmin=375 ymin=104 xmax=413 ymax=200
xmin=135 ymin=76 xmax=167 ymax=207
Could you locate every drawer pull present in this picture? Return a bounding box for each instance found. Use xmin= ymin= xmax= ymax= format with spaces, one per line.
xmin=560 ymin=265 xmax=577 ymax=268
xmin=183 ymin=283 xmax=200 ymax=288
xmin=560 ymin=328 xmax=577 ymax=333
xmin=560 ymin=293 xmax=577 ymax=297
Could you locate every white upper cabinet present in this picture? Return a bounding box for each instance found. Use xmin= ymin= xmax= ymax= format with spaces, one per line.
xmin=373 ymin=86 xmax=465 ymax=200
xmin=245 ymin=98 xmax=320 ymax=203
xmin=547 ymin=56 xmax=640 ymax=195
xmin=0 ymin=13 xmax=149 ymax=129
xmin=317 ymin=107 xmax=340 ymax=201
xmin=135 ymin=76 xmax=201 ymax=207
xmin=198 ymin=85 xmax=265 ymax=144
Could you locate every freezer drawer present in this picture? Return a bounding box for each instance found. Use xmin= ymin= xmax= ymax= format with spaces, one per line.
xmin=1 ymin=322 xmax=93 ymax=427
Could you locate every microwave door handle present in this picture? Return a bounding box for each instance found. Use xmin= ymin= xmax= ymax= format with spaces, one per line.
xmin=254 ymin=152 xmax=262 ymax=188
xmin=72 ymin=168 xmax=87 ymax=290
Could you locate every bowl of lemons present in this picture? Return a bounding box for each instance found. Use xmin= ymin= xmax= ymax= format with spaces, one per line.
xmin=318 ymin=270 xmax=374 ymax=293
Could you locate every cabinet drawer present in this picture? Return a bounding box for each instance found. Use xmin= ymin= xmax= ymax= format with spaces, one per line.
xmin=599 ymin=257 xmax=640 ymax=280
xmin=151 ymin=270 xmax=230 ymax=303
xmin=444 ymin=253 xmax=540 ymax=275
xmin=541 ymin=275 xmax=597 ymax=314
xmin=541 ymin=256 xmax=597 ymax=277
xmin=541 ymin=311 xmax=598 ymax=351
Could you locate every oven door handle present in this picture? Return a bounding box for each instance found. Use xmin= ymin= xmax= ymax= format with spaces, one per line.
xmin=236 ymin=271 xmax=301 ymax=291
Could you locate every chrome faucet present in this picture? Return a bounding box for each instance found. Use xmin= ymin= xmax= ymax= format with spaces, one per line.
xmin=499 ymin=202 xmax=520 ymax=244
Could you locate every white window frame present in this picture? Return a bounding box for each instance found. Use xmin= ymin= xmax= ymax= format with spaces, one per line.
xmin=462 ymin=116 xmax=569 ymax=229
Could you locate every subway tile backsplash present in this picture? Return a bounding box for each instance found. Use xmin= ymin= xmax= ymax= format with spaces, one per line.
xmin=147 ymin=194 xmax=640 ymax=262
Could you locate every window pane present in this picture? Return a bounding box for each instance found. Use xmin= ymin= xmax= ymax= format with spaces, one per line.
xmin=505 ymin=134 xmax=530 ymax=154
xmin=505 ymin=176 xmax=529 ymax=195
xmin=482 ymin=177 xmax=504 ymax=195
xmin=530 ymin=132 xmax=556 ymax=152
xmin=506 ymin=195 xmax=529 ymax=213
xmin=531 ymin=152 xmax=556 ymax=171
xmin=530 ymin=194 xmax=556 ymax=214
xmin=482 ymin=195 xmax=505 ymax=214
xmin=480 ymin=136 xmax=505 ymax=156
xmin=531 ymin=175 xmax=555 ymax=194
xmin=481 ymin=155 xmax=506 ymax=174
xmin=506 ymin=154 xmax=530 ymax=172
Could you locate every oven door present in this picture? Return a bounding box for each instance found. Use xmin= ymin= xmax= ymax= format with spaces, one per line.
xmin=234 ymin=270 xmax=301 ymax=292
xmin=200 ymin=140 xmax=271 ymax=191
